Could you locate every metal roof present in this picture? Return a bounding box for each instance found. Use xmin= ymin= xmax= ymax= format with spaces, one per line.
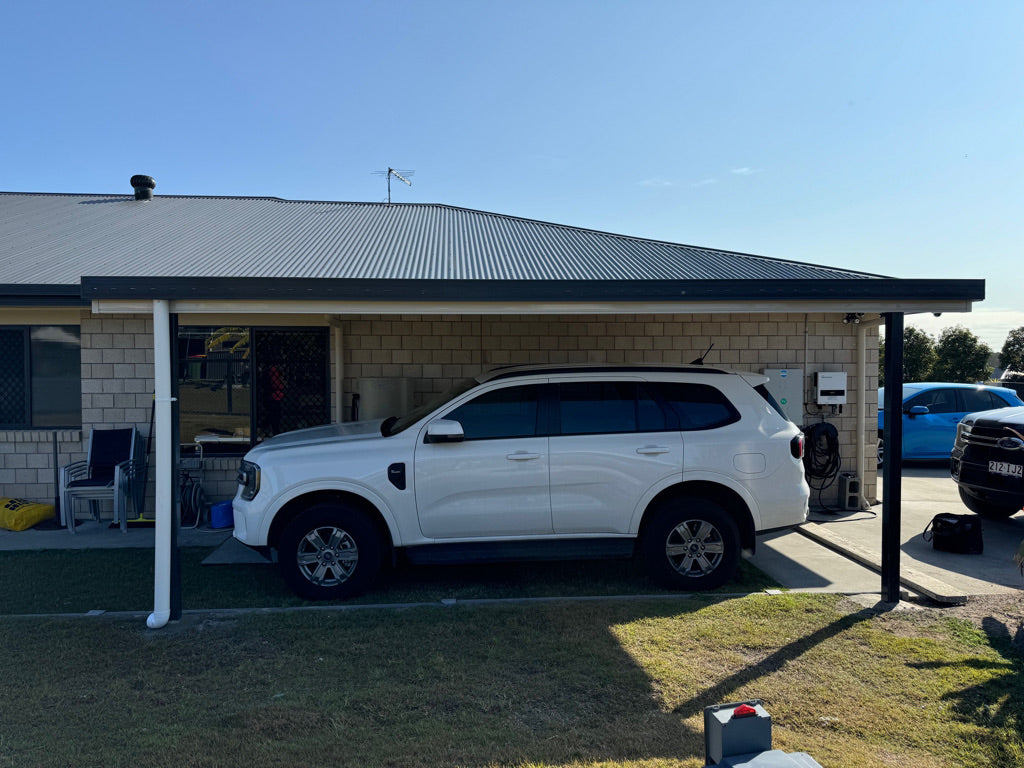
xmin=0 ymin=191 xmax=882 ymax=285
xmin=0 ymin=190 xmax=983 ymax=310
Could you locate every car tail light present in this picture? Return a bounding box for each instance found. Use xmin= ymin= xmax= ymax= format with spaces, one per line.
xmin=791 ymin=434 xmax=805 ymax=460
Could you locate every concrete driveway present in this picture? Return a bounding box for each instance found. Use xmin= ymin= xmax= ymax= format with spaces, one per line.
xmin=749 ymin=464 xmax=1024 ymax=602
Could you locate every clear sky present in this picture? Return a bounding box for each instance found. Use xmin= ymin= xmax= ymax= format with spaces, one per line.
xmin=4 ymin=1 xmax=1022 ymax=349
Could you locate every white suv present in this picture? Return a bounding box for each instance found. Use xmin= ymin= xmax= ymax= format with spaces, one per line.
xmin=233 ymin=365 xmax=809 ymax=599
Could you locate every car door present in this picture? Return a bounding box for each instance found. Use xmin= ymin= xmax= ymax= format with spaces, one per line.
xmin=414 ymin=382 xmax=553 ymax=538
xmin=549 ymin=379 xmax=683 ymax=534
xmin=903 ymin=388 xmax=960 ymax=459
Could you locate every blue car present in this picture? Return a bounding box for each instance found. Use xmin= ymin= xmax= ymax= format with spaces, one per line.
xmin=877 ymin=382 xmax=1024 ymax=465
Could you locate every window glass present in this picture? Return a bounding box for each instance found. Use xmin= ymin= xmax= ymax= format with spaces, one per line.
xmin=558 ymin=381 xmax=637 ymax=435
xmin=445 ymin=385 xmax=540 ymax=440
xmin=652 ymin=382 xmax=740 ymax=431
xmin=637 ymin=383 xmax=673 ymax=431
xmin=30 ymin=327 xmax=81 ymax=427
xmin=178 ymin=326 xmax=252 ymax=449
xmin=908 ymin=388 xmax=956 ymax=413
xmin=177 ymin=326 xmax=330 ymax=451
xmin=960 ymin=388 xmax=1002 ymax=413
xmin=0 ymin=326 xmax=80 ymax=429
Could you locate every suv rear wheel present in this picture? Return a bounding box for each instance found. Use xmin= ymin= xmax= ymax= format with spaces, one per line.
xmin=641 ymin=497 xmax=740 ymax=591
xmin=958 ymin=487 xmax=1020 ymax=519
xmin=278 ymin=502 xmax=382 ymax=600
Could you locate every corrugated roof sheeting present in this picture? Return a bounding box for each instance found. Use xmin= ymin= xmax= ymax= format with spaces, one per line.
xmin=0 ymin=192 xmax=885 ymax=286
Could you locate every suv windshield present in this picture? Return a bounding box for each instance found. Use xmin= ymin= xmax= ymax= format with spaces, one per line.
xmin=382 ymin=377 xmax=479 ymax=436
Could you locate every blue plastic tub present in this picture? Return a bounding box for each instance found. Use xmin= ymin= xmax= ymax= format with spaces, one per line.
xmin=210 ymin=501 xmax=234 ymax=529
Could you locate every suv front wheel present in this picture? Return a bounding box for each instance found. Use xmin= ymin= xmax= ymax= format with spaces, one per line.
xmin=278 ymin=502 xmax=382 ymax=600
xmin=641 ymin=497 xmax=740 ymax=591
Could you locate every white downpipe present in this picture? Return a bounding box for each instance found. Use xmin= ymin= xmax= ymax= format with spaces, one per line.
xmin=856 ymin=317 xmax=884 ymax=509
xmin=147 ymin=300 xmax=174 ymax=630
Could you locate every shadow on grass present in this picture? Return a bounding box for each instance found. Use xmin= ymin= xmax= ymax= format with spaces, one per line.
xmin=907 ymin=615 xmax=1024 ymax=764
xmin=0 ymin=546 xmax=778 ymax=615
xmin=1 ymin=581 xmax=1019 ymax=767
xmin=0 ymin=598 xmax=717 ymax=766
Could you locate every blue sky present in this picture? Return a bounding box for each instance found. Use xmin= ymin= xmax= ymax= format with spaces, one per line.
xmin=4 ymin=1 xmax=1022 ymax=349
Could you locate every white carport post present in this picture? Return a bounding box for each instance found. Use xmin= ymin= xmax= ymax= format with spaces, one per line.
xmin=147 ymin=299 xmax=174 ymax=629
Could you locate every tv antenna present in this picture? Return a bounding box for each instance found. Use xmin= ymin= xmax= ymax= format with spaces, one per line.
xmin=371 ymin=167 xmax=414 ymax=204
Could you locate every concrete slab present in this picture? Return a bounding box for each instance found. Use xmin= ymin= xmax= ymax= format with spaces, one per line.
xmin=746 ymin=528 xmax=883 ymax=594
xmin=0 ymin=519 xmax=232 ymax=550
xmin=755 ymin=464 xmax=1023 ymax=599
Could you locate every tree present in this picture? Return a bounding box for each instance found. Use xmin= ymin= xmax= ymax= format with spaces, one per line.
xmin=878 ymin=326 xmax=936 ymax=387
xmin=999 ymin=326 xmax=1024 ymax=373
xmin=931 ymin=326 xmax=992 ymax=383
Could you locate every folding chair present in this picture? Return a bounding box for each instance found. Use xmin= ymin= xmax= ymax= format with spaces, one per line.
xmin=59 ymin=427 xmax=144 ymax=533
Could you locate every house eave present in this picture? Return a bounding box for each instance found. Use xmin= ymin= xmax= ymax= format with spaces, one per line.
xmin=0 ymin=284 xmax=90 ymax=307
xmin=79 ymin=276 xmax=984 ymax=304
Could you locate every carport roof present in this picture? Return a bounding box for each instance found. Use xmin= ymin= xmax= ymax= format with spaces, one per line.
xmin=0 ymin=190 xmax=983 ymax=311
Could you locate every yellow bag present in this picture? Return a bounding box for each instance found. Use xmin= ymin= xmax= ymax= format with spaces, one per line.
xmin=0 ymin=497 xmax=56 ymax=532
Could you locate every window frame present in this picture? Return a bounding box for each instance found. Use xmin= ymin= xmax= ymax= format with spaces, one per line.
xmin=0 ymin=325 xmax=82 ymax=430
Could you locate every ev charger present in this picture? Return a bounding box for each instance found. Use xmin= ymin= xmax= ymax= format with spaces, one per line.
xmin=814 ymin=371 xmax=847 ymax=406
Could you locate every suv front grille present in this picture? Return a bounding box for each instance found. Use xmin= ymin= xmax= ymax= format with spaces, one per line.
xmin=960 ymin=424 xmax=1024 ymax=462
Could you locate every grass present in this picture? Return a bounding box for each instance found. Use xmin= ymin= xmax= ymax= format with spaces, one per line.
xmin=0 ymin=547 xmax=777 ymax=615
xmin=0 ymin=592 xmax=1020 ymax=768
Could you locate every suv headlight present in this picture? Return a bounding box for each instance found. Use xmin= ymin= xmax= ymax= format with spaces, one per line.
xmin=237 ymin=460 xmax=261 ymax=501
xmin=954 ymin=421 xmax=971 ymax=449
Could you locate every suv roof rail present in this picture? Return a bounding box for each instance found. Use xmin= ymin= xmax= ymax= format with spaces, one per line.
xmin=483 ymin=364 xmax=730 ymax=382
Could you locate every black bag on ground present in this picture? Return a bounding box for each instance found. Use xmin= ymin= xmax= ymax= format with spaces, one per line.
xmin=922 ymin=513 xmax=983 ymax=554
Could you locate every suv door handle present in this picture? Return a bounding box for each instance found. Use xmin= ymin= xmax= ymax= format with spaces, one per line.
xmin=636 ymin=446 xmax=670 ymax=455
xmin=507 ymin=452 xmax=541 ymax=461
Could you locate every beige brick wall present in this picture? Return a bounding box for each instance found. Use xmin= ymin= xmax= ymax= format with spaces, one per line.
xmin=339 ymin=312 xmax=881 ymax=507
xmin=0 ymin=309 xmax=882 ymax=515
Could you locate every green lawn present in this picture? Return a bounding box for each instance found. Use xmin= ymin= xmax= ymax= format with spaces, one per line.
xmin=1 ymin=549 xmax=1021 ymax=767
xmin=0 ymin=592 xmax=1020 ymax=768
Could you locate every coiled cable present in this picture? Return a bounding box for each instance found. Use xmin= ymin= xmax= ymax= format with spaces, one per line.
xmin=802 ymin=421 xmax=841 ymax=509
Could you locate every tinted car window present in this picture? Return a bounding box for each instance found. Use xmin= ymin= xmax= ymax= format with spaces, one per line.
xmin=445 ymin=384 xmax=541 ymax=440
xmin=557 ymin=381 xmax=639 ymax=435
xmin=651 ymin=382 xmax=740 ymax=430
xmin=907 ymin=388 xmax=956 ymax=414
xmin=960 ymin=388 xmax=1004 ymax=412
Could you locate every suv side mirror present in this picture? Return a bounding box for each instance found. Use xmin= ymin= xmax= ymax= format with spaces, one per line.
xmin=424 ymin=419 xmax=465 ymax=444
xmin=907 ymin=405 xmax=930 ymax=418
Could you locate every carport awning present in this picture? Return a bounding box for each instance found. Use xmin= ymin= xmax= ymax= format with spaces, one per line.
xmin=80 ymin=276 xmax=984 ymax=316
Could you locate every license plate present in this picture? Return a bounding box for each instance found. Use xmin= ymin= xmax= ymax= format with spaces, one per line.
xmin=989 ymin=460 xmax=1023 ymax=478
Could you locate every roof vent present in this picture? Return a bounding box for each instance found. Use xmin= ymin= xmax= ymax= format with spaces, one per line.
xmin=130 ymin=175 xmax=156 ymax=201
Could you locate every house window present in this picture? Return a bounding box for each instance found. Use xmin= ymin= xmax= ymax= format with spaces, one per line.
xmin=0 ymin=326 xmax=82 ymax=429
xmin=177 ymin=326 xmax=330 ymax=452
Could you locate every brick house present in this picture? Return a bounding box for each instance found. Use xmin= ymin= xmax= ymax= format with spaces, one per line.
xmin=0 ymin=178 xmax=984 ymax=524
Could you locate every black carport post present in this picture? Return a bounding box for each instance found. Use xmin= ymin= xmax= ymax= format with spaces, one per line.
xmin=881 ymin=312 xmax=904 ymax=602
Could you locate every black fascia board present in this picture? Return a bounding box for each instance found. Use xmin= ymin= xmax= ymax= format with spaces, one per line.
xmin=79 ymin=276 xmax=985 ymax=303
xmin=0 ymin=284 xmax=90 ymax=307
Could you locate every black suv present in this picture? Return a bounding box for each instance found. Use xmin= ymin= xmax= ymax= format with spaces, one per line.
xmin=951 ymin=405 xmax=1024 ymax=518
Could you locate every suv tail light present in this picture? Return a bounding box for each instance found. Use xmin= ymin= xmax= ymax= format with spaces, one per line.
xmin=790 ymin=434 xmax=805 ymax=460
